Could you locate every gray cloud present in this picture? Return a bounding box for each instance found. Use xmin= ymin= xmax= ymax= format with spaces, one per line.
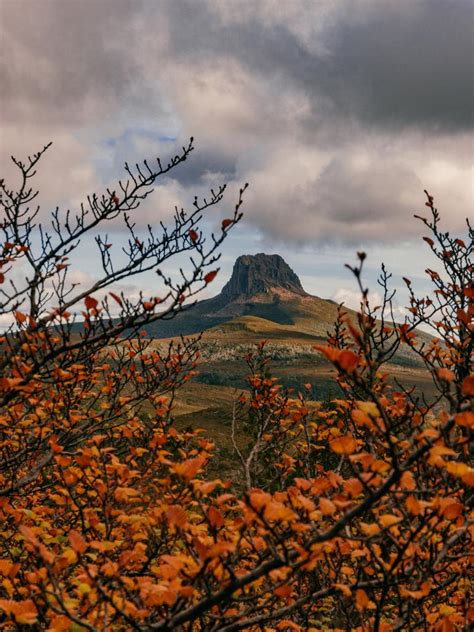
xmin=162 ymin=0 xmax=474 ymax=132
xmin=1 ymin=0 xmax=472 ymax=247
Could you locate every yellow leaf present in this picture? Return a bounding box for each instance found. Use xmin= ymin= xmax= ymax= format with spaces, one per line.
xmin=357 ymin=401 xmax=379 ymax=417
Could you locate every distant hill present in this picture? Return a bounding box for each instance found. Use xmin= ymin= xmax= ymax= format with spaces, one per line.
xmin=144 ymin=253 xmax=343 ymax=339
xmin=145 ymin=253 xmax=429 ymax=374
xmin=140 ymin=252 xmax=436 ymax=417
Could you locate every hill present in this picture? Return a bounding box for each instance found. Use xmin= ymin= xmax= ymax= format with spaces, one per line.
xmin=144 ymin=254 xmax=434 ymax=407
xmin=145 ymin=253 xmax=351 ymax=339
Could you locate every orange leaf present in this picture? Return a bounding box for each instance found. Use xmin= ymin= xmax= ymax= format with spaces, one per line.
xmin=0 ymin=599 xmax=38 ymax=625
xmin=166 ymin=505 xmax=187 ymax=528
xmin=277 ymin=620 xmax=301 ymax=631
xmin=406 ymin=495 xmax=422 ymax=516
xmin=337 ymin=350 xmax=359 ymax=373
xmin=380 ymin=514 xmax=401 ymax=528
xmin=173 ymin=456 xmax=206 ymax=480
xmin=356 ymin=589 xmax=370 ymax=610
xmin=204 ymin=270 xmax=218 ymax=284
xmin=274 ymin=584 xmax=292 ymax=598
xmin=335 ymin=583 xmax=352 ymax=598
xmin=461 ymin=375 xmax=474 ymax=396
xmin=320 ymin=497 xmax=336 ymax=516
xmin=352 ymin=409 xmax=372 ymax=427
xmin=330 ymin=435 xmax=357 ymax=455
xmin=69 ymin=530 xmax=87 ymax=554
xmin=314 ymin=344 xmax=341 ymax=363
xmin=400 ymin=471 xmax=416 ymax=491
xmin=14 ymin=311 xmax=27 ymax=324
xmin=361 ymin=522 xmax=380 ymax=536
xmin=437 ymin=368 xmax=455 ymax=382
xmin=221 ymin=219 xmax=233 ymax=230
xmin=455 ymin=411 xmax=474 ymax=428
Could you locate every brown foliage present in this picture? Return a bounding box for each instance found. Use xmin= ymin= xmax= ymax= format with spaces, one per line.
xmin=0 ymin=146 xmax=473 ymax=632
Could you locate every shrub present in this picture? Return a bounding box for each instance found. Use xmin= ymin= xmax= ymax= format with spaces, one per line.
xmin=0 ymin=142 xmax=472 ymax=632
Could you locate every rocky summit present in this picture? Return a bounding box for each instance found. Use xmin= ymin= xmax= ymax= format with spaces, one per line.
xmin=221 ymin=254 xmax=306 ymax=296
xmin=143 ymin=253 xmax=326 ymax=338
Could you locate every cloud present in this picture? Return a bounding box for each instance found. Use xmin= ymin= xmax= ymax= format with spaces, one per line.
xmin=161 ymin=0 xmax=474 ymax=132
xmin=1 ymin=0 xmax=472 ymax=250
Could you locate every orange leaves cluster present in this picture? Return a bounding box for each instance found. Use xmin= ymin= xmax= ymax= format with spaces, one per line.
xmin=1 ymin=203 xmax=473 ymax=630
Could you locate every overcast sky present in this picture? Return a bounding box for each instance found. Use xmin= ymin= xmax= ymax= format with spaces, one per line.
xmin=1 ymin=0 xmax=472 ymax=313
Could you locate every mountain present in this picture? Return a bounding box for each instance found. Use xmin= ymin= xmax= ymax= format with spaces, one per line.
xmin=145 ymin=252 xmax=433 ymax=407
xmin=143 ymin=253 xmax=336 ymax=339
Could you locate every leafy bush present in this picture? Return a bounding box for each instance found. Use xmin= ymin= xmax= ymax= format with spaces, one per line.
xmin=0 ymin=144 xmax=472 ymax=631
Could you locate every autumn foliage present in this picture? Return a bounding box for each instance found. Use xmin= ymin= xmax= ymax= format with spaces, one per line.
xmin=0 ymin=144 xmax=473 ymax=631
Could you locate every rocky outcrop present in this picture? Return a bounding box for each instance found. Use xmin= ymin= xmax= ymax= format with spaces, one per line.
xmin=139 ymin=253 xmax=309 ymax=338
xmin=221 ymin=253 xmax=306 ymax=296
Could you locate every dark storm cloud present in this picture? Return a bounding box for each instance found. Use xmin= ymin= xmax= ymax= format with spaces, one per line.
xmin=319 ymin=0 xmax=474 ymax=131
xmin=163 ymin=0 xmax=473 ymax=132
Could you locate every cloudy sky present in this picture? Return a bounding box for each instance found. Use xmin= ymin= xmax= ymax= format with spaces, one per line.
xmin=1 ymin=0 xmax=472 ymax=313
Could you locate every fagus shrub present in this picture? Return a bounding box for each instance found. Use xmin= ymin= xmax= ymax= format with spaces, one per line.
xmin=0 ymin=143 xmax=472 ymax=632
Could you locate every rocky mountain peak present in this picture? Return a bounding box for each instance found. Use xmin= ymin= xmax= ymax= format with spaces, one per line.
xmin=221 ymin=253 xmax=306 ymax=297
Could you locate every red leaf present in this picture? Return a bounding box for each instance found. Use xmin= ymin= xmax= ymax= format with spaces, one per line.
xmin=221 ymin=219 xmax=233 ymax=230
xmin=437 ymin=368 xmax=455 ymax=382
xmin=84 ymin=296 xmax=98 ymax=311
xmin=204 ymin=270 xmax=218 ymax=284
xmin=208 ymin=506 xmax=224 ymax=528
xmin=188 ymin=229 xmax=199 ymax=243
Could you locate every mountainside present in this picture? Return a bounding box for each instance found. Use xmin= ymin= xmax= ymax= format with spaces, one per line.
xmin=145 ymin=253 xmax=433 ymax=406
xmin=144 ymin=253 xmax=335 ymax=339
